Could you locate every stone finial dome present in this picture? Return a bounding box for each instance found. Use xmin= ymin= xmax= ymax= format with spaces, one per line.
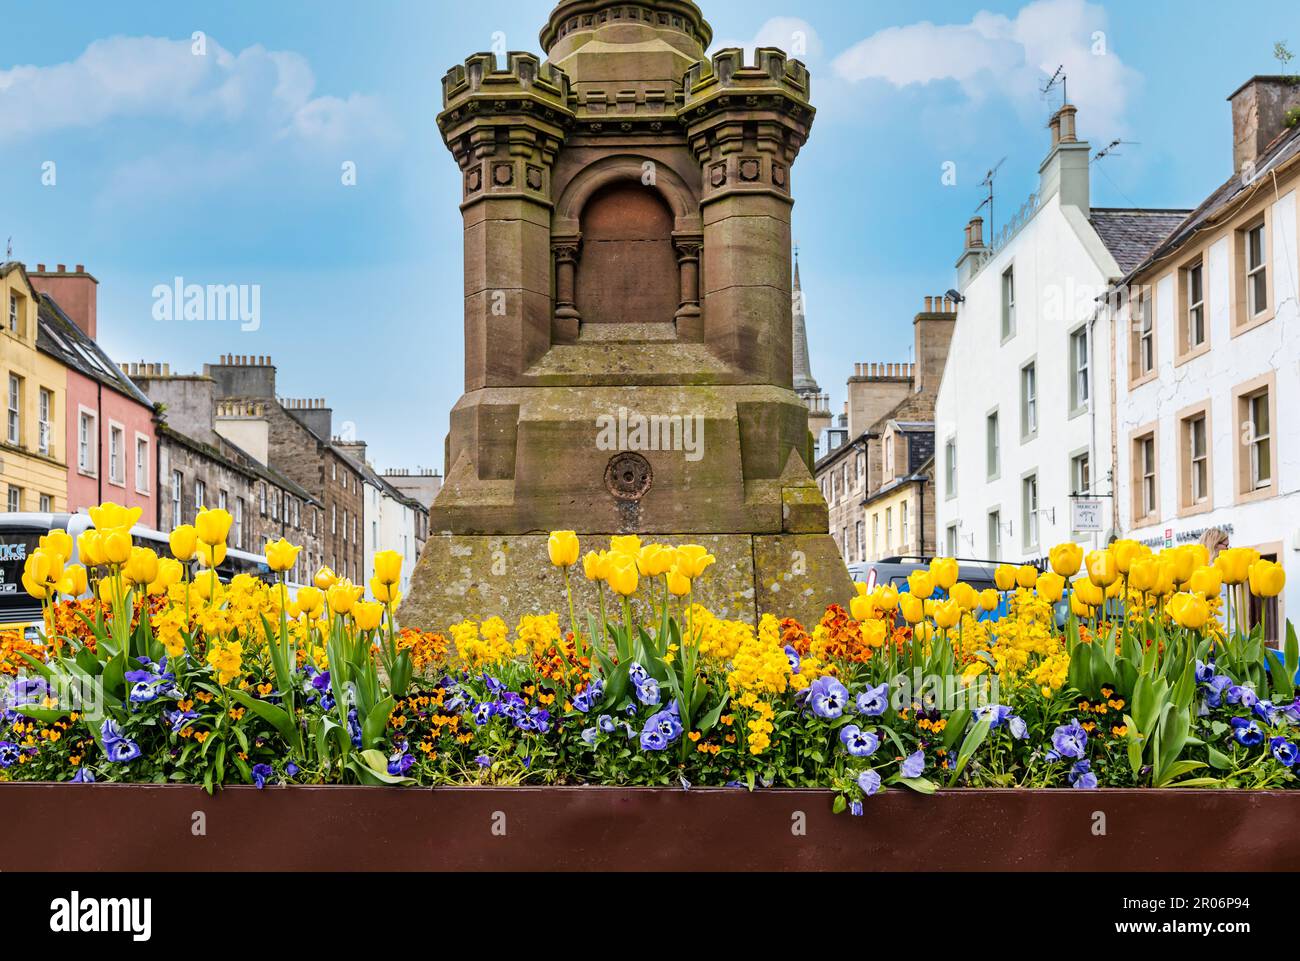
xmin=540 ymin=1 xmax=713 ymax=86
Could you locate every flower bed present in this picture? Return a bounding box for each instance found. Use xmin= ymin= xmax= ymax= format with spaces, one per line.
xmin=3 ymin=506 xmax=1297 ymax=817
xmin=2 ymin=783 xmax=1296 ymax=871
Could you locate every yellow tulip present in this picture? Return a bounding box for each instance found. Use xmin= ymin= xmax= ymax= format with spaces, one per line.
xmin=1015 ymin=565 xmax=1038 ymax=589
xmin=1152 ymin=559 xmax=1176 ymax=597
xmin=1168 ymin=545 xmax=1198 ymax=586
xmin=994 ymin=564 xmax=1017 ymax=592
xmin=24 ymin=548 xmax=60 ymax=589
xmin=1070 ymin=592 xmax=1094 ymax=618
xmin=582 ymin=550 xmax=609 ymax=582
xmin=148 ymin=557 xmax=183 ymax=595
xmin=88 ymin=501 xmax=142 ymax=533
xmin=636 ymin=543 xmax=676 ymax=577
xmin=102 ymin=529 xmax=133 ymax=566
xmin=1128 ymin=556 xmax=1159 ymax=593
xmin=353 ymin=601 xmax=384 ymax=631
xmin=547 ymin=531 xmax=580 ymax=569
xmin=1167 ymin=591 xmax=1210 ymax=630
xmin=1188 ymin=565 xmax=1222 ymax=597
xmin=192 ymin=570 xmax=220 ymax=601
xmin=265 ymin=537 xmax=302 ymax=573
xmin=194 ymin=506 xmax=234 ymax=546
xmin=1085 ymin=550 xmax=1119 ymax=588
xmin=57 ymin=564 xmax=89 ymax=597
xmin=929 ymin=557 xmax=959 ymax=590
xmin=196 ymin=541 xmax=226 ymax=569
xmin=978 ymin=588 xmax=1000 ymax=612
xmin=1072 ymin=577 xmax=1105 ymax=608
xmin=95 ymin=575 xmax=120 ymax=603
xmin=605 ymin=557 xmax=639 ymax=596
xmin=950 ymin=582 xmax=979 ymax=611
xmin=674 ymin=545 xmax=716 ymax=579
xmin=1112 ymin=539 xmax=1146 ymax=574
xmin=314 ymin=566 xmax=338 ymax=590
xmin=39 ymin=529 xmax=73 ymax=564
xmin=373 ymin=549 xmax=404 ymax=585
xmin=1216 ymin=547 xmax=1259 ymax=586
xmin=665 ymin=565 xmax=692 ymax=597
xmin=609 ymin=535 xmax=642 ymax=557
xmin=169 ymin=525 xmax=198 ymax=562
xmin=1049 ymin=542 xmax=1083 ymax=577
xmin=898 ymin=592 xmax=925 ymax=624
xmin=933 ymin=598 xmax=962 ymax=629
xmin=327 ymin=580 xmax=363 ymax=615
xmin=77 ymin=529 xmax=105 ymax=567
xmin=21 ymin=572 xmax=48 ymax=600
xmin=849 ymin=593 xmax=875 ymax=622
xmin=1036 ymin=571 xmax=1065 ymax=603
xmin=370 ymin=577 xmax=401 ymax=604
xmin=296 ymin=586 xmax=324 ymax=616
xmin=907 ymin=570 xmax=935 ymax=600
xmin=124 ymin=546 xmax=159 ymax=586
xmin=874 ymin=585 xmax=900 ymax=611
xmin=1248 ymin=560 xmax=1286 ymax=599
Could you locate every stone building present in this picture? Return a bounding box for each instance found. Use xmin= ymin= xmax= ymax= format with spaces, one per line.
xmin=186 ymin=356 xmax=366 ymax=582
xmin=125 ymin=363 xmax=323 ymax=580
xmin=335 ymin=441 xmax=429 ymax=595
xmin=815 ymin=296 xmax=954 ymax=565
xmin=382 ymin=468 xmax=442 ymax=511
xmin=1109 ymin=75 xmax=1300 ymax=641
xmin=405 ymin=0 xmax=851 ymax=629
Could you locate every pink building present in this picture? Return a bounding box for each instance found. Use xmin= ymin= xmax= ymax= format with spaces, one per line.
xmin=31 ymin=265 xmax=159 ymax=521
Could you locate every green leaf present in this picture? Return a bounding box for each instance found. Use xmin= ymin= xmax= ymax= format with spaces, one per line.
xmin=352 ymin=749 xmax=414 ymax=785
xmin=831 ymin=794 xmax=847 ymax=814
xmin=696 ymin=691 xmax=730 ymax=734
xmin=947 ymin=716 xmax=991 ymax=786
xmin=896 ymin=776 xmax=937 ymax=795
xmin=941 ymin=708 xmax=971 ymax=750
xmin=361 ymin=696 xmax=395 ymax=751
xmin=16 ymin=705 xmax=67 ymax=723
xmin=227 ymin=688 xmax=297 ymax=745
xmin=1206 ymin=745 xmax=1232 ymax=771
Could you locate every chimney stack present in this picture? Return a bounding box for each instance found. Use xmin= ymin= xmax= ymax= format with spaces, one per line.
xmin=1229 ymin=76 xmax=1300 ymax=174
xmin=28 ymin=263 xmax=99 ymax=339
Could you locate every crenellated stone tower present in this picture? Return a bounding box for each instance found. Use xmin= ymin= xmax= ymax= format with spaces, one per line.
xmin=402 ymin=0 xmax=852 ymax=629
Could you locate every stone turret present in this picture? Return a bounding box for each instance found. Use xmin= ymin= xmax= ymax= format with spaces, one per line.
xmin=404 ymin=0 xmax=850 ymax=631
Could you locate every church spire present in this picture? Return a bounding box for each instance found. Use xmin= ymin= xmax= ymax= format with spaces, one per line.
xmin=791 ymin=249 xmax=820 ymax=395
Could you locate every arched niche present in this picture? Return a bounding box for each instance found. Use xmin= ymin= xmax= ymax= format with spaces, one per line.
xmin=552 ymin=156 xmax=703 ymax=334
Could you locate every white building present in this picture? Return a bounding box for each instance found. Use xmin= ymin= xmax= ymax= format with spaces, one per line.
xmin=935 ymin=104 xmax=1187 ymax=563
xmin=1111 ymin=76 xmax=1300 ymax=638
xmin=336 ymin=442 xmax=427 ymax=595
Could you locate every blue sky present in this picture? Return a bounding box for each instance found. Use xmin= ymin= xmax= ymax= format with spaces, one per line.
xmin=2 ymin=1 xmax=1292 ymax=471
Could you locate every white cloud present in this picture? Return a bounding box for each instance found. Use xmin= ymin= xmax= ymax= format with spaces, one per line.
xmin=0 ymin=34 xmax=394 ymax=148
xmin=832 ymin=0 xmax=1139 ymax=134
xmin=711 ymin=17 xmax=824 ymax=63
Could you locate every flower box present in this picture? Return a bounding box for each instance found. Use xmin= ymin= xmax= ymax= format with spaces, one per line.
xmin=2 ymin=783 xmax=1296 ymax=871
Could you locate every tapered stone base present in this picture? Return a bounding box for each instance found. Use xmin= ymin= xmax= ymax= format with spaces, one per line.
xmin=400 ymin=531 xmax=853 ymax=632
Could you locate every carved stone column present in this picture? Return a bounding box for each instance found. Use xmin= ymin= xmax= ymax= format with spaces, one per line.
xmin=673 ymin=236 xmax=703 ymax=341
xmin=553 ymin=237 xmax=582 ymax=342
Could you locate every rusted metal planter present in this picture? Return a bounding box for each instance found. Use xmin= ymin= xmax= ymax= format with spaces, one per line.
xmin=1 ymin=784 xmax=1296 ymax=871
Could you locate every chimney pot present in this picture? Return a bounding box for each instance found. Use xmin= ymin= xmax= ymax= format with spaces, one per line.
xmin=56 ymin=264 xmax=66 ymax=272
xmin=75 ymin=264 xmax=84 ymax=273
xmin=1057 ymin=104 xmax=1077 ymax=143
xmin=924 ymin=296 xmax=933 ymax=312
xmin=36 ymin=264 xmax=45 ymax=271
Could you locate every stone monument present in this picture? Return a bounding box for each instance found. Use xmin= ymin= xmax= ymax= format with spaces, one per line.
xmin=402 ymin=0 xmax=853 ymax=629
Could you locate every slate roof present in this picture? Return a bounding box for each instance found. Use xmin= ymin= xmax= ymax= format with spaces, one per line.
xmin=1120 ymin=120 xmax=1300 ymax=282
xmin=1089 ymin=208 xmax=1192 ymax=274
xmin=35 ymin=294 xmax=154 ymax=409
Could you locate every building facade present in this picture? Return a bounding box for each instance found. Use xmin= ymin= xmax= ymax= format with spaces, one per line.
xmin=202 ymin=356 xmax=366 ymax=582
xmin=935 ymin=104 xmax=1187 ymax=565
xmin=126 ymin=363 xmax=324 ymax=581
xmin=1 ymin=263 xmax=67 ymax=514
xmin=1111 ymin=75 xmax=1300 ymax=637
xmin=31 ymin=269 xmax=159 ymax=521
xmin=337 ymin=442 xmax=428 ymax=595
xmin=815 ymin=296 xmax=953 ymax=564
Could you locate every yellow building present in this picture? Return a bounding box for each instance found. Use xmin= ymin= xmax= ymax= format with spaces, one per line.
xmin=2 ymin=262 xmax=67 ymax=513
